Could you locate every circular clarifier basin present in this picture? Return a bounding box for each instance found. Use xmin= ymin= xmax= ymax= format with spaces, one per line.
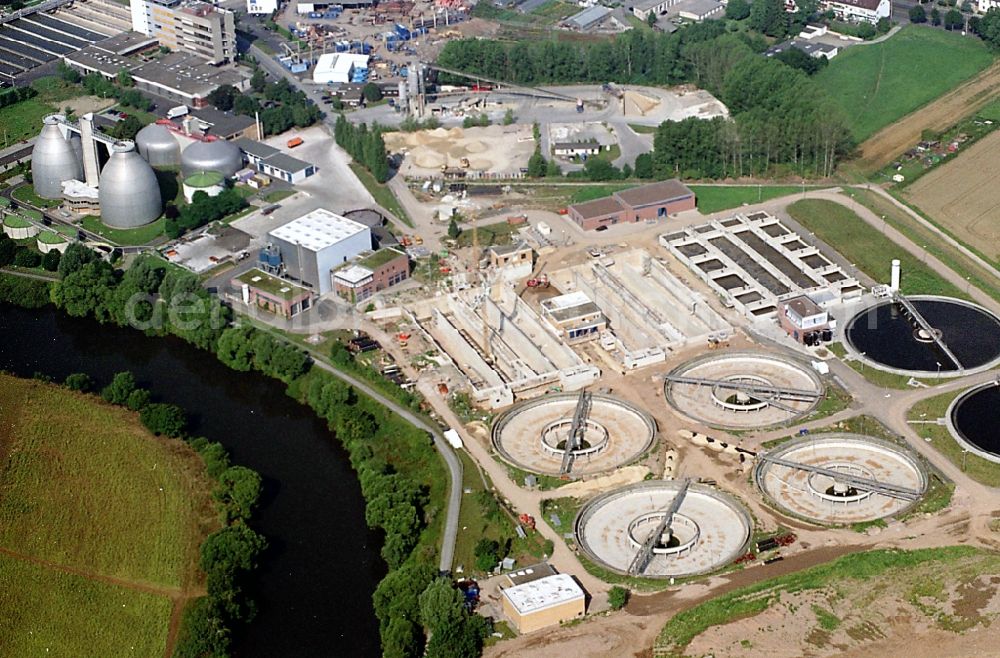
xmin=948 ymin=383 xmax=1000 ymax=463
xmin=491 ymin=393 xmax=656 ymax=477
xmin=755 ymin=433 xmax=927 ymax=524
xmin=845 ymin=296 xmax=1000 ymax=375
xmin=575 ymin=480 xmax=751 ymax=578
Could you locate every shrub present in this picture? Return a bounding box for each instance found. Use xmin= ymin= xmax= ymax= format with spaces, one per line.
xmin=140 ymin=402 xmax=187 ymax=437
xmin=608 ymin=585 xmax=629 ymax=610
xmin=64 ymin=372 xmax=93 ymax=391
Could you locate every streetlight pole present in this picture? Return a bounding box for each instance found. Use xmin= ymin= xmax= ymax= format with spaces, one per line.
xmin=963 ymin=449 xmax=969 ymax=472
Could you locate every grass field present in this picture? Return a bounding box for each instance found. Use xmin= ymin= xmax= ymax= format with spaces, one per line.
xmin=690 ymin=185 xmax=810 ymax=214
xmin=785 ymin=198 xmax=966 ymax=298
xmin=816 ymin=27 xmax=994 ymax=142
xmin=81 ymin=215 xmax=166 ymax=246
xmin=909 ymin=391 xmax=1000 ymax=487
xmin=0 ymin=554 xmax=173 ymax=657
xmin=0 ymin=98 xmax=56 ymax=145
xmin=902 ymin=130 xmax=1000 ymax=266
xmin=655 ymin=546 xmax=993 ymax=656
xmin=11 ymin=184 xmax=61 ymax=209
xmin=0 ymin=375 xmax=216 ymax=587
xmin=351 ymin=164 xmax=413 ymax=227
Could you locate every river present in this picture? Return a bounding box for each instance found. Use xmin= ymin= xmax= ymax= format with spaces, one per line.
xmin=0 ymin=304 xmax=384 ymax=657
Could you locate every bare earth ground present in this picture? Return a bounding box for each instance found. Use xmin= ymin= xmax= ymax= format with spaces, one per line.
xmin=857 ymin=61 xmax=1000 ymax=170
xmin=902 ymin=129 xmax=1000 ymax=262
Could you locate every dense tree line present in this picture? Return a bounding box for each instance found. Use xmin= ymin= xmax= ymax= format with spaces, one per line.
xmin=0 ymin=85 xmax=36 ymax=109
xmin=0 ymin=272 xmax=51 ymax=307
xmin=216 ymin=323 xmax=310 ymax=383
xmin=438 ymin=25 xmax=852 ymax=177
xmin=334 ymin=114 xmax=390 ymax=182
xmin=165 ymin=188 xmax=249 ymax=239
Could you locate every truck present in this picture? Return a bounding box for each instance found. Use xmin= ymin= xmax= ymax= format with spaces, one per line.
xmin=167 ymin=105 xmax=189 ymax=119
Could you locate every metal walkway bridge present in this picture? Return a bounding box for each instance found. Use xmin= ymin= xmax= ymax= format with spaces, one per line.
xmin=628 ymin=479 xmax=691 ymax=576
xmin=892 ymin=293 xmax=963 ymax=370
xmin=560 ymin=389 xmax=592 ymax=476
xmin=758 ymin=455 xmax=923 ymax=501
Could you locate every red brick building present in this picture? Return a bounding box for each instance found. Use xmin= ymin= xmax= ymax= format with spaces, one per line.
xmin=333 ymin=247 xmax=409 ymax=302
xmin=566 ymin=179 xmax=696 ymax=230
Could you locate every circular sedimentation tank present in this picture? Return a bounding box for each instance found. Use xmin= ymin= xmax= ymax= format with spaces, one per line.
xmin=845 ymin=296 xmax=1000 ymax=376
xmin=98 ymin=140 xmax=162 ymax=229
xmin=948 ymin=382 xmax=1000 ymax=463
xmin=491 ymin=393 xmax=655 ymax=477
xmin=575 ymin=480 xmax=752 ymax=578
xmin=31 ymin=115 xmax=84 ymax=199
xmin=755 ymin=433 xmax=927 ymax=524
xmin=180 ymin=139 xmax=242 ymax=178
xmin=135 ymin=122 xmax=181 ymax=167
xmin=664 ymin=351 xmax=823 ymax=429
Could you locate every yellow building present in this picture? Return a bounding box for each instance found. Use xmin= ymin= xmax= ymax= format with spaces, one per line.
xmin=500 ymin=572 xmax=585 ymax=634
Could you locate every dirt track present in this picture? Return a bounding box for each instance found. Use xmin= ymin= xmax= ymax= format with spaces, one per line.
xmin=857 ymin=61 xmax=1000 ymax=170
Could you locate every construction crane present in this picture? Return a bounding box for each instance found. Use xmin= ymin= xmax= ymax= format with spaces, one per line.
xmin=560 ymin=389 xmax=592 ymax=476
xmin=628 ymin=479 xmax=691 ymax=576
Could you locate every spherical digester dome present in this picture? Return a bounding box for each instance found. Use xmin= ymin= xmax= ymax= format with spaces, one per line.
xmin=135 ymin=123 xmax=181 ymax=167
xmin=180 ymin=139 xmax=242 ymax=177
xmin=99 ymin=140 xmax=162 ymax=228
xmin=32 ymin=115 xmax=84 ymax=199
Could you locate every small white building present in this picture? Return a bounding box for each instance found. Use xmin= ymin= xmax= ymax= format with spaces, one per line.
xmin=500 ymin=573 xmax=586 ymax=634
xmin=553 ymin=140 xmax=602 ymax=158
xmin=821 ymin=0 xmax=890 ymax=23
xmin=267 ymin=209 xmax=372 ymax=294
xmin=312 ymin=53 xmax=370 ymax=85
xmin=247 ymin=0 xmax=278 ymax=14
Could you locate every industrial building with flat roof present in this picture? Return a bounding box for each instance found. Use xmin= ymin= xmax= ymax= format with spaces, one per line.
xmin=267 ymin=209 xmax=372 ymax=294
xmin=500 ymin=572 xmax=585 ymax=633
xmin=233 ymin=138 xmax=318 ymax=183
xmin=332 ymin=247 xmax=410 ymax=302
xmin=312 ymin=53 xmax=370 ymax=84
xmin=234 ymin=268 xmax=314 ymax=318
xmin=130 ymin=0 xmax=236 ymax=64
xmin=567 ymin=179 xmax=696 ymax=231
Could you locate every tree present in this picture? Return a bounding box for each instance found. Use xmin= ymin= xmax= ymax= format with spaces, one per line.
xmin=217 ymin=325 xmax=256 ymax=372
xmin=200 ymin=524 xmax=268 ymax=579
xmin=944 ymin=8 xmax=963 ymax=29
xmin=171 ymin=596 xmax=231 ymax=658
xmin=207 ymin=84 xmax=238 ymax=111
xmin=140 ymin=402 xmax=187 ymax=437
xmin=13 ymin=249 xmax=40 ymax=268
xmin=876 ymin=17 xmax=892 ymax=33
xmin=419 ymin=579 xmax=465 ymax=632
xmin=233 ymin=94 xmax=260 ymax=117
xmin=749 ymin=0 xmax=787 ymax=36
xmin=362 ymin=82 xmax=383 ymax=102
xmin=646 ymin=10 xmax=657 ymax=26
xmin=117 ymin=68 xmax=133 ymax=87
xmin=473 ymin=538 xmax=500 ymax=571
xmin=111 ymin=115 xmax=143 ymax=141
xmin=102 ymin=371 xmax=137 ymax=405
xmin=527 ymin=147 xmax=546 ymax=177
xmin=41 ymin=249 xmax=61 ymax=272
xmin=215 ymin=466 xmax=263 ymax=521
xmin=382 ymin=617 xmax=423 ymax=658
xmin=726 ymin=0 xmax=750 ymax=19
xmin=776 ymin=46 xmax=827 ymax=75
xmin=931 ymin=7 xmax=941 ymax=25
xmin=58 ymin=242 xmax=99 ymax=278
xmin=583 ymin=157 xmax=619 ymax=181
xmin=64 ymin=373 xmax=93 ymax=392
xmin=250 ymin=68 xmax=267 ymax=93
xmin=502 ymin=107 xmax=516 ymax=125
xmin=634 ymin=152 xmax=654 ymax=178
xmin=909 ymin=4 xmax=927 ymax=22
xmin=0 ymin=238 xmax=16 ymax=267
xmin=608 ymin=586 xmax=630 ymax=610
xmin=447 ymin=216 xmax=461 ymax=239
xmin=125 ymin=388 xmax=152 ymax=411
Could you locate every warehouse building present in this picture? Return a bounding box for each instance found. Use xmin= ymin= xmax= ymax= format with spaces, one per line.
xmin=566 ymin=179 xmax=696 ymax=231
xmin=312 ymin=53 xmax=370 ymax=84
xmin=266 ymin=209 xmax=372 ymax=294
xmin=500 ymin=571 xmax=585 ymax=633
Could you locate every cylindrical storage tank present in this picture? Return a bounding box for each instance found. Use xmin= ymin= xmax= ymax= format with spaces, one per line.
xmin=182 ymin=171 xmax=225 ymax=203
xmin=68 ymin=132 xmax=84 ymax=169
xmin=2 ymin=214 xmax=39 ymax=240
xmin=135 ymin=122 xmax=181 ymax=167
xmin=99 ymin=140 xmax=162 ymax=228
xmin=31 ymin=115 xmax=84 ymax=199
xmin=36 ymin=230 xmax=69 ymax=254
xmin=180 ymin=139 xmax=242 ymax=178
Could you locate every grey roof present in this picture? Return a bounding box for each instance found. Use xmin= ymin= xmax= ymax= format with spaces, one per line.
xmin=548 ymin=301 xmax=603 ymax=323
xmin=566 ymin=5 xmax=610 ymax=28
xmin=262 ymin=152 xmax=312 ymax=174
xmin=188 ymin=108 xmax=256 ymax=139
xmin=569 ymin=196 xmax=625 ymax=220
xmin=676 ymin=0 xmax=723 ymax=15
xmin=517 ymin=0 xmax=548 ymax=12
xmin=553 ymin=140 xmax=601 ymax=150
xmin=614 ymin=179 xmax=694 ymax=208
xmin=765 ymin=39 xmax=838 ymax=57
xmin=633 ymin=0 xmax=666 ymax=11
xmin=234 ymin=137 xmax=280 ymax=160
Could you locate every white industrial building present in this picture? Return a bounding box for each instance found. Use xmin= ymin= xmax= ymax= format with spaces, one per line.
xmin=312 ymin=53 xmax=370 ymax=85
xmin=821 ymin=0 xmax=890 ymax=23
xmin=247 ymin=0 xmax=278 ymax=14
xmin=266 ymin=209 xmax=372 ymax=294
